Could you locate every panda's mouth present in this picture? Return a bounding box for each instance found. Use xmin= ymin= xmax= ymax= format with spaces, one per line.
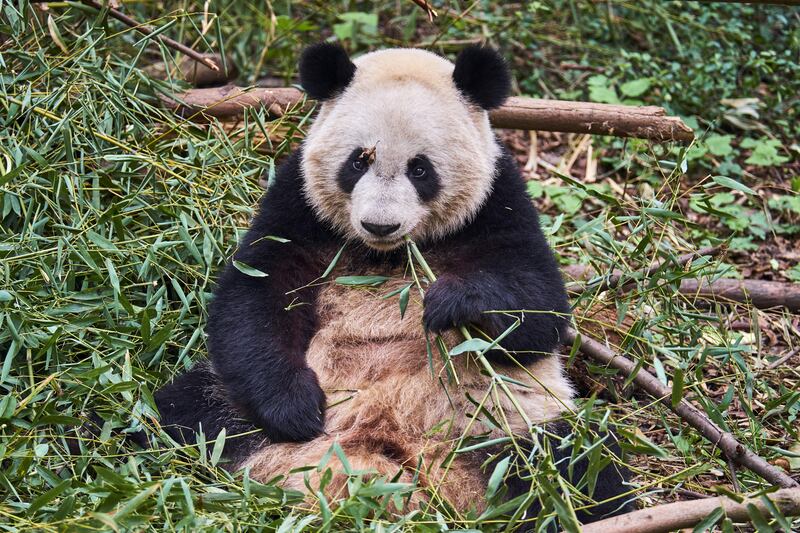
xmin=362 ymin=234 xmax=405 ymax=251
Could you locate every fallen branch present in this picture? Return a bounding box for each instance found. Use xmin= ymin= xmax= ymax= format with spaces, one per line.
xmin=564 ymin=328 xmax=799 ymax=489
xmin=565 ymin=263 xmax=800 ymax=311
xmin=490 ymin=97 xmax=694 ymax=141
xmin=678 ymin=278 xmax=800 ymax=311
xmin=165 ymin=86 xmax=307 ymax=120
xmin=162 ymin=85 xmax=695 ymax=142
xmin=581 ymin=488 xmax=800 ymax=533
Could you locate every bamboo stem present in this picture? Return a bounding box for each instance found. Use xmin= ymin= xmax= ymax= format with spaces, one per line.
xmin=65 ymin=0 xmax=220 ymax=71
xmin=565 ymin=328 xmax=799 ymax=489
xmin=404 ymin=237 xmax=533 ymax=428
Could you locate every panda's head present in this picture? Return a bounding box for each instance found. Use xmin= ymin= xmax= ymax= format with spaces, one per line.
xmin=299 ymin=44 xmax=511 ymax=250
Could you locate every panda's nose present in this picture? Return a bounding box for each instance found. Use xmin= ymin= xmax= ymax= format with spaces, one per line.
xmin=361 ymin=221 xmax=400 ymax=237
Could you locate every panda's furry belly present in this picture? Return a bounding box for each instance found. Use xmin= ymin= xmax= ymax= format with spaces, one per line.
xmin=242 ymin=273 xmax=576 ymax=510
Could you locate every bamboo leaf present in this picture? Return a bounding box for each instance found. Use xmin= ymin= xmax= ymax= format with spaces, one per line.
xmin=233 ymin=260 xmax=269 ymax=277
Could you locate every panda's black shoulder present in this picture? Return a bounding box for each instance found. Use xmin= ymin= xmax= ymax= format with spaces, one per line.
xmin=239 ymin=149 xmax=333 ymax=253
xmin=456 ymin=142 xmax=551 ymax=253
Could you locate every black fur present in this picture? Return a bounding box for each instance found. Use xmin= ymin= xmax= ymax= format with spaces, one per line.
xmin=421 ymin=146 xmax=570 ymax=363
xmin=482 ymin=422 xmax=634 ymax=529
xmin=202 ymin=150 xmax=335 ymax=444
xmin=452 ymin=45 xmax=512 ymax=110
xmin=406 ymin=154 xmax=440 ymax=202
xmin=154 ymin=363 xmax=267 ymax=461
xmin=299 ymin=42 xmax=357 ymax=101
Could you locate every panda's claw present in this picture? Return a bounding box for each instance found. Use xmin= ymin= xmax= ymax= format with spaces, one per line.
xmin=422 ymin=275 xmax=484 ymax=333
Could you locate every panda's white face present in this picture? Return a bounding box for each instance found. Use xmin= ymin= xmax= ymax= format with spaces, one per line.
xmin=302 ymin=49 xmax=500 ymax=250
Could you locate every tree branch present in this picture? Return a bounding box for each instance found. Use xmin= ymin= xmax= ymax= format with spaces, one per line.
xmin=581 ymin=488 xmax=800 ymax=533
xmin=162 ymin=85 xmax=695 ymax=142
xmin=565 ymin=263 xmax=800 ymax=311
xmin=564 ymin=328 xmax=799 ymax=489
xmin=144 ymin=54 xmax=236 ymax=87
xmin=490 ymin=96 xmax=694 ymax=141
xmin=71 ymin=0 xmax=220 ymax=71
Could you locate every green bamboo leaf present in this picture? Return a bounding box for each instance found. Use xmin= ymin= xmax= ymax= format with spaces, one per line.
xmin=210 ymin=428 xmax=226 ymax=467
xmin=712 ymin=175 xmax=756 ymax=196
xmin=449 ymin=338 xmax=492 ymax=356
xmin=692 ymin=506 xmax=723 ymax=532
xmin=321 ymin=244 xmax=346 ymax=278
xmin=233 ymin=260 xmax=269 ymax=277
xmin=455 ymin=437 xmax=511 ymax=453
xmin=485 ymin=456 xmax=510 ymax=500
xmin=28 ymin=479 xmax=72 ymax=514
xmin=335 ymin=275 xmax=389 ymax=287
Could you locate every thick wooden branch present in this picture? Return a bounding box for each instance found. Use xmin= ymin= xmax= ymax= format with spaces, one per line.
xmin=678 ymin=278 xmax=800 ymax=311
xmin=165 ymin=86 xmax=308 ymax=120
xmin=581 ymin=488 xmax=800 ymax=533
xmin=490 ymin=97 xmax=694 ymax=141
xmin=163 ymin=85 xmax=695 ymax=142
xmin=564 ymin=328 xmax=799 ymax=489
xmin=565 ymin=263 xmax=800 ymax=311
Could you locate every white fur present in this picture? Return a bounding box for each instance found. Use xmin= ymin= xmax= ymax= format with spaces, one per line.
xmin=302 ymin=48 xmax=500 ymax=249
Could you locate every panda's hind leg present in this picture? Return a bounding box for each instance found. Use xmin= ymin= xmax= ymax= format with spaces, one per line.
xmin=488 ymin=422 xmax=634 ymax=528
xmin=153 ymin=361 xmax=267 ymax=462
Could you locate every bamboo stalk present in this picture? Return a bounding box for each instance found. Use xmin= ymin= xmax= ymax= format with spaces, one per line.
xmin=405 ymin=237 xmax=533 ymax=428
xmin=565 ymin=264 xmax=800 ymax=311
xmin=35 ymin=0 xmax=221 ymax=71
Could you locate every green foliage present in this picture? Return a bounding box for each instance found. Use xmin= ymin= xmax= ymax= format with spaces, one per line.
xmin=334 ymin=12 xmax=379 ymax=45
xmin=1 ymin=0 xmax=798 ymax=531
xmin=742 ymin=138 xmax=790 ymax=167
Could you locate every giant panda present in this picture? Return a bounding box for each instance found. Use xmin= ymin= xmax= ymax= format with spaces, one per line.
xmin=151 ymin=43 xmax=633 ymax=526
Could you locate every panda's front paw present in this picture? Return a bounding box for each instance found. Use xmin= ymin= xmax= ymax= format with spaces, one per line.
xmin=256 ymin=367 xmax=326 ymax=443
xmin=422 ymin=275 xmax=484 ymax=333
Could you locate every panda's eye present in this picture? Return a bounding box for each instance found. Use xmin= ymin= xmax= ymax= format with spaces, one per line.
xmin=352 ymin=159 xmax=365 ymax=172
xmin=411 ymin=165 xmax=426 ymax=179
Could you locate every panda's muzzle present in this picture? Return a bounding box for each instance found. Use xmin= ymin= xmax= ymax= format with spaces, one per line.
xmin=361 ymin=221 xmax=401 ymax=237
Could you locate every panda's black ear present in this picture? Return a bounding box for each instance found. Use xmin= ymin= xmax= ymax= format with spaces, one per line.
xmin=452 ymin=45 xmax=511 ymax=110
xmin=299 ymin=42 xmax=356 ymax=101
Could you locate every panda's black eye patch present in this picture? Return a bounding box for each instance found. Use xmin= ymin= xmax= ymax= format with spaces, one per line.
xmin=406 ymin=155 xmax=439 ymax=202
xmin=337 ymin=147 xmax=370 ymax=193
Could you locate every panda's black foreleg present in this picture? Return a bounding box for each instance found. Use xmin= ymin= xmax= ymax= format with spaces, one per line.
xmin=422 ymin=270 xmax=570 ymax=363
xmin=205 ymin=151 xmax=332 ymax=445
xmin=485 ymin=422 xmax=634 ymax=529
